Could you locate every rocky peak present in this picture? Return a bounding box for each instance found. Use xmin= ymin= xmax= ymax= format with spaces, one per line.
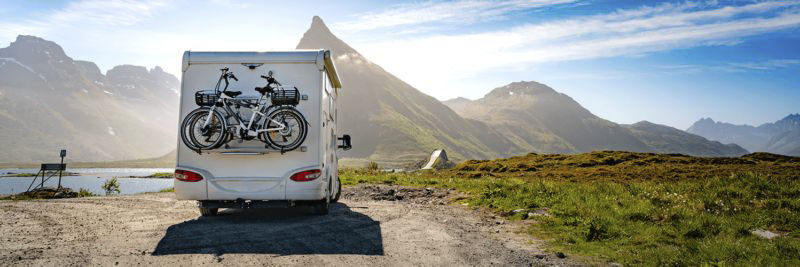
xmin=74 ymin=60 xmax=105 ymax=82
xmin=297 ymin=16 xmax=359 ymax=56
xmin=691 ymin=117 xmax=717 ymax=126
xmin=778 ymin=114 xmax=800 ymax=124
xmin=763 ymin=113 xmax=800 ymax=132
xmin=0 ymin=35 xmax=72 ymax=64
xmin=107 ymin=64 xmax=149 ymax=78
xmin=484 ymin=81 xmax=558 ymax=99
xmin=443 ymin=97 xmax=472 ymax=104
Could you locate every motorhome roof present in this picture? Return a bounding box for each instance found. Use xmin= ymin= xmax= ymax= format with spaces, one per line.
xmin=183 ymin=50 xmax=342 ymax=89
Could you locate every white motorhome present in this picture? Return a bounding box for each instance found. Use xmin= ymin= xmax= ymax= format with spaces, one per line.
xmin=174 ymin=50 xmax=350 ymax=216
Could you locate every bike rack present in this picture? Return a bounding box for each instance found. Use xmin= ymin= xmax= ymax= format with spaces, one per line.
xmin=200 ymin=145 xmax=307 ymax=155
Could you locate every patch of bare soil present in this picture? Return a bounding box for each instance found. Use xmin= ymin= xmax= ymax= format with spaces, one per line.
xmin=0 ymin=185 xmax=580 ymax=266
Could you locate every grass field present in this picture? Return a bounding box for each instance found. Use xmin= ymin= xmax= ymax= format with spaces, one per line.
xmin=340 ymin=151 xmax=800 ymax=266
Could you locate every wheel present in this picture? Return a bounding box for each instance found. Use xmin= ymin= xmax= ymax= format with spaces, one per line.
xmin=183 ymin=108 xmax=228 ymax=150
xmin=312 ymin=179 xmax=331 ymax=215
xmin=262 ymin=106 xmax=308 ymax=151
xmin=180 ymin=108 xmax=205 ymax=151
xmin=331 ymin=176 xmax=341 ymax=203
xmin=199 ymin=207 xmax=218 ymax=216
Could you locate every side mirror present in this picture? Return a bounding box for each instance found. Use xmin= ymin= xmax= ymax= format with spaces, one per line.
xmin=337 ymin=134 xmax=352 ymax=151
xmin=268 ymin=70 xmax=274 ymax=77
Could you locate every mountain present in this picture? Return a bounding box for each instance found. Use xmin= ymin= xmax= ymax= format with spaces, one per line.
xmin=687 ymin=114 xmax=800 ymax=156
xmin=764 ymin=129 xmax=800 ymax=156
xmin=444 ymin=81 xmax=653 ymax=153
xmin=298 ymin=17 xmax=747 ymax=162
xmin=444 ymin=81 xmax=746 ymax=157
xmin=0 ymin=19 xmax=754 ymax=164
xmin=624 ymin=121 xmax=748 ymax=156
xmin=0 ymin=35 xmax=177 ymax=162
xmin=297 ymin=16 xmax=522 ymax=164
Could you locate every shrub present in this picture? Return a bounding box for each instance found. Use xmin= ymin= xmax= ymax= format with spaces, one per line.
xmin=78 ymin=188 xmax=96 ymax=197
xmin=367 ymin=161 xmax=379 ymax=171
xmin=102 ymin=178 xmax=121 ymax=195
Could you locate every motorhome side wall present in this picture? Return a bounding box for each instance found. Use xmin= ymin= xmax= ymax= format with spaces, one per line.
xmin=175 ymin=51 xmax=324 ymax=200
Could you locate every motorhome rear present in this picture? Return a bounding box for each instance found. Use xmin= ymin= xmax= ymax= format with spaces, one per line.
xmin=174 ymin=50 xmax=349 ymax=216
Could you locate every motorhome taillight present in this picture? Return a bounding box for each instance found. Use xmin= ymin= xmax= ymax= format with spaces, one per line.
xmin=175 ymin=170 xmax=203 ymax=182
xmin=290 ymin=169 xmax=321 ymax=182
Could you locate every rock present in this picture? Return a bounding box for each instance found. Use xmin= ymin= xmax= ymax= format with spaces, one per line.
xmin=750 ymin=229 xmax=781 ymax=239
xmin=555 ymin=252 xmax=566 ymax=258
xmin=527 ymin=208 xmax=550 ymax=218
xmin=535 ymin=254 xmax=545 ymax=259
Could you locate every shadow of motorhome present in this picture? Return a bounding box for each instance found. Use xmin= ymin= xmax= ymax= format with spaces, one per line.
xmin=151 ymin=203 xmax=383 ymax=256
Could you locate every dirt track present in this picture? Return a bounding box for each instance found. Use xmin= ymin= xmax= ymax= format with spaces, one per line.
xmin=0 ymin=185 xmax=577 ymax=266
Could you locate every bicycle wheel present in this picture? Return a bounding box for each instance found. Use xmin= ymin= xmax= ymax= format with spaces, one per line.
xmin=184 ymin=108 xmax=228 ymax=150
xmin=180 ymin=108 xmax=206 ymax=151
xmin=262 ymin=106 xmax=308 ymax=151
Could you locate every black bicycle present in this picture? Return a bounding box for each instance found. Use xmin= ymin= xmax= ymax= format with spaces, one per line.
xmin=180 ymin=68 xmax=308 ymax=153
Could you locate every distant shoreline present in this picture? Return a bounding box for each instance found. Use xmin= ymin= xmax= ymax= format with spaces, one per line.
xmin=0 ymin=159 xmax=175 ymax=169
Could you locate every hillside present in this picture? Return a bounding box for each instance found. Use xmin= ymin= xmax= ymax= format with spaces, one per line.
xmin=0 ymin=35 xmax=178 ymax=162
xmin=687 ymin=114 xmax=800 ymax=156
xmin=342 ymin=151 xmax=800 ymax=265
xmin=298 ymin=17 xmax=747 ymax=164
xmin=624 ymin=121 xmax=748 ymax=156
xmin=444 ymin=81 xmax=747 ymax=157
xmin=297 ymin=16 xmax=522 ymax=163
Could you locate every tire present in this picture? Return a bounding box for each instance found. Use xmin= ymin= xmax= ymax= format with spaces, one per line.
xmin=180 ymin=108 xmax=204 ymax=151
xmin=199 ymin=207 xmax=218 ymax=216
xmin=181 ymin=107 xmax=228 ymax=151
xmin=312 ymin=179 xmax=331 ymax=215
xmin=262 ymin=106 xmax=308 ymax=151
xmin=332 ymin=176 xmax=342 ymax=203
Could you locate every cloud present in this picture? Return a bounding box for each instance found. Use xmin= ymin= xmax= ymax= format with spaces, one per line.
xmin=335 ymin=0 xmax=578 ymax=31
xmin=660 ymin=59 xmax=800 ymax=74
xmin=0 ymin=0 xmax=170 ymax=40
xmin=48 ymin=0 xmax=170 ymax=26
xmin=351 ymin=0 xmax=800 ymax=99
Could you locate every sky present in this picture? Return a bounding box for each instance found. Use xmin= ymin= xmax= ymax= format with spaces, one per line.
xmin=0 ymin=0 xmax=798 ymax=129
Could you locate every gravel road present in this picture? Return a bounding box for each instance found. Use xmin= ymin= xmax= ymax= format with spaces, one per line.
xmin=0 ymin=185 xmax=577 ymax=266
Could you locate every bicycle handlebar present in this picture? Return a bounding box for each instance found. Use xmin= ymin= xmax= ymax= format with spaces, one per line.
xmin=260 ymin=74 xmax=281 ymax=86
xmin=228 ymin=73 xmax=238 ymax=81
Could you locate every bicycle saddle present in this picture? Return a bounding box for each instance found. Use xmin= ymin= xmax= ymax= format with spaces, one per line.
xmin=223 ymin=91 xmax=242 ymax=97
xmin=254 ymin=86 xmax=271 ymax=95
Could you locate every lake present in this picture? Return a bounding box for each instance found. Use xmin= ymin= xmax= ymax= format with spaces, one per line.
xmin=0 ymin=168 xmax=174 ymax=195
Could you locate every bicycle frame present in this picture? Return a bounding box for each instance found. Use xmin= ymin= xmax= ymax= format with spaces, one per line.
xmin=200 ymin=93 xmax=288 ymax=139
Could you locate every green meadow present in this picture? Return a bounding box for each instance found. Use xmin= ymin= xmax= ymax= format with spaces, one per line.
xmin=340 ymin=151 xmax=800 ymax=266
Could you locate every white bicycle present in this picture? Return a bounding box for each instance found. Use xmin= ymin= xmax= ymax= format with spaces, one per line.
xmin=180 ymin=68 xmax=308 ymax=153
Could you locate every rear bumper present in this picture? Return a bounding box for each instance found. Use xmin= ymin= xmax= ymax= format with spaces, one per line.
xmin=199 ymin=199 xmax=321 ymax=209
xmin=174 ymin=165 xmax=328 ymax=201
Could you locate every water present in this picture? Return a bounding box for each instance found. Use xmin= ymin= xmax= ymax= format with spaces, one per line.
xmin=0 ymin=168 xmax=174 ymax=196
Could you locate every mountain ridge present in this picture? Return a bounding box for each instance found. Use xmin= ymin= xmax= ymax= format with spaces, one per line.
xmin=299 ymin=17 xmax=748 ymax=161
xmin=0 ymin=18 xmax=769 ymax=163
xmin=445 ymin=81 xmax=747 ymax=157
xmin=0 ymin=35 xmax=178 ymax=162
xmin=687 ymin=114 xmax=800 ymax=155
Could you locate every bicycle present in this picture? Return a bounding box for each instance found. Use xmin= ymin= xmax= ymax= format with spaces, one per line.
xmin=180 ymin=68 xmax=308 ymax=153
